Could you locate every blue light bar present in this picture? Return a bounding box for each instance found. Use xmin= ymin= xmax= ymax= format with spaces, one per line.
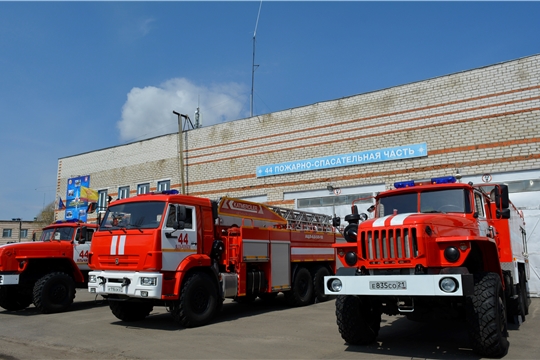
xmin=161 ymin=190 xmax=180 ymax=195
xmin=431 ymin=176 xmax=457 ymax=184
xmin=394 ymin=180 xmax=416 ymax=188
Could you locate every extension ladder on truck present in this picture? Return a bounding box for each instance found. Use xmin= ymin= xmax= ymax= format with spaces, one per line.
xmin=267 ymin=205 xmax=333 ymax=232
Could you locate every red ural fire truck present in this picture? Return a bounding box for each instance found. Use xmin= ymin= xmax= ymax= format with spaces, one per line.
xmin=324 ymin=176 xmax=529 ymax=358
xmin=0 ymin=220 xmax=98 ymax=313
xmin=88 ymin=192 xmax=341 ymax=327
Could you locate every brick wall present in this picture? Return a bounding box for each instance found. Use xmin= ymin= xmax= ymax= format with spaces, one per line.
xmin=57 ymin=54 xmax=540 ymax=213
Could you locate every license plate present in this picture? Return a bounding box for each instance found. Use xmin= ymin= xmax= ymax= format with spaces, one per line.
xmin=107 ymin=286 xmax=123 ymax=293
xmin=369 ymin=281 xmax=407 ymax=290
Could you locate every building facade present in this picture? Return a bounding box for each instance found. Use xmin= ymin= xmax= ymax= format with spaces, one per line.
xmin=57 ymin=54 xmax=540 ymax=294
xmin=0 ymin=220 xmax=44 ymax=245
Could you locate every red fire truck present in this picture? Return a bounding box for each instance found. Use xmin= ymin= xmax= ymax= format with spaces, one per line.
xmin=88 ymin=192 xmax=341 ymax=327
xmin=0 ymin=220 xmax=98 ymax=313
xmin=324 ymin=176 xmax=529 ymax=358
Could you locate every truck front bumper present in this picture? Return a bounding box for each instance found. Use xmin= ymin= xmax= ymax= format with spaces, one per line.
xmin=88 ymin=270 xmax=163 ymax=299
xmin=0 ymin=274 xmax=20 ymax=285
xmin=324 ymin=272 xmax=474 ymax=297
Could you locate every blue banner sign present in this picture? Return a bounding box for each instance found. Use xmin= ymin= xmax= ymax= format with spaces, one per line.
xmin=256 ymin=143 xmax=427 ymax=178
xmin=65 ymin=175 xmax=91 ymax=222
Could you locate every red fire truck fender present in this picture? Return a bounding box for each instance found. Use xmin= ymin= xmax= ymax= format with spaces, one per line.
xmin=173 ymin=254 xmax=214 ymax=294
xmin=70 ymin=262 xmax=87 ymax=283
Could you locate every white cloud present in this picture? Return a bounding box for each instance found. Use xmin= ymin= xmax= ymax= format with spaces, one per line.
xmin=140 ymin=18 xmax=155 ymax=36
xmin=117 ymin=78 xmax=247 ymax=142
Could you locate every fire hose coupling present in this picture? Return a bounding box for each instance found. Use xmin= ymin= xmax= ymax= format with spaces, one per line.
xmin=121 ymin=277 xmax=131 ymax=287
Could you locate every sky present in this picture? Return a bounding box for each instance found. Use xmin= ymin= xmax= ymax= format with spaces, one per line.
xmin=0 ymin=0 xmax=539 ymax=221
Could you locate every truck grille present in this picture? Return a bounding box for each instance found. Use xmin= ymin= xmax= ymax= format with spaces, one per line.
xmin=359 ymin=227 xmax=418 ymax=264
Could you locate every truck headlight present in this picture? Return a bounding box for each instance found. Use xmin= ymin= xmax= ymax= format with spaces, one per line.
xmin=439 ymin=277 xmax=458 ymax=293
xmin=328 ymin=278 xmax=342 ymax=292
xmin=89 ymin=275 xmax=97 ymax=283
xmin=140 ymin=277 xmax=157 ymax=286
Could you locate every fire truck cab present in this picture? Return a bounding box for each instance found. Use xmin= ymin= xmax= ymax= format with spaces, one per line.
xmin=325 ymin=176 xmax=529 ymax=358
xmin=0 ymin=220 xmax=98 ymax=313
xmin=88 ymin=191 xmax=340 ymax=327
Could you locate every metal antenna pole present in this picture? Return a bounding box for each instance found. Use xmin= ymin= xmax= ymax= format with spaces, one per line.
xmin=250 ymin=1 xmax=262 ymax=117
xmin=173 ymin=111 xmax=187 ymax=195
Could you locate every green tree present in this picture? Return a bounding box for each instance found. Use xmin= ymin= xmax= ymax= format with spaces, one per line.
xmin=35 ymin=201 xmax=55 ymax=226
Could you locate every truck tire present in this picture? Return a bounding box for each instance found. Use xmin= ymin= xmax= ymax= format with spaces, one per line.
xmin=285 ymin=266 xmax=313 ymax=307
xmin=312 ymin=265 xmax=330 ymax=303
xmin=33 ymin=272 xmax=76 ymax=314
xmin=466 ymin=272 xmax=509 ymax=358
xmin=0 ymin=286 xmax=33 ymax=311
xmin=335 ymin=295 xmax=381 ymax=345
xmin=109 ymin=300 xmax=153 ymax=321
xmin=172 ymin=272 xmax=218 ymax=328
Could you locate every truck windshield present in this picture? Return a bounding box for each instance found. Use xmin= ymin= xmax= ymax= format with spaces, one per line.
xmin=40 ymin=227 xmax=75 ymax=241
xmin=378 ymin=189 xmax=471 ymax=216
xmin=100 ymin=201 xmax=166 ymax=230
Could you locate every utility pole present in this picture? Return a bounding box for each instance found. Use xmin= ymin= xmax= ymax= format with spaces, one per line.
xmin=173 ymin=111 xmax=187 ymax=195
xmin=250 ymin=1 xmax=262 ymax=117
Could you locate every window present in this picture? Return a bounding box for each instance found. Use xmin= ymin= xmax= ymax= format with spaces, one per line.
xmin=118 ymin=186 xmax=130 ymax=200
xmin=138 ymin=183 xmax=150 ymax=195
xmin=2 ymin=229 xmax=12 ymax=238
xmin=21 ymin=229 xmax=28 ymax=238
xmin=100 ymin=201 xmax=166 ymax=230
xmin=157 ymin=180 xmax=171 ymax=192
xmin=166 ymin=204 xmax=194 ymax=229
xmin=474 ymin=192 xmax=485 ymax=217
xmin=98 ymin=189 xmax=108 ymax=212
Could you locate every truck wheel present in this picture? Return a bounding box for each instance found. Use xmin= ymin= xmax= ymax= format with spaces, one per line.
xmin=285 ymin=267 xmax=313 ymax=307
xmin=33 ymin=272 xmax=76 ymax=314
xmin=0 ymin=286 xmax=33 ymax=311
xmin=466 ymin=272 xmax=509 ymax=358
xmin=109 ymin=300 xmax=153 ymax=321
xmin=172 ymin=272 xmax=218 ymax=328
xmin=312 ymin=265 xmax=330 ymax=303
xmin=335 ymin=295 xmax=381 ymax=345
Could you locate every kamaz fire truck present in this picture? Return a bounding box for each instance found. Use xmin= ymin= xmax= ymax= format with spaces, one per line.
xmin=88 ymin=192 xmax=341 ymax=327
xmin=324 ymin=176 xmax=529 ymax=358
xmin=0 ymin=220 xmax=98 ymax=313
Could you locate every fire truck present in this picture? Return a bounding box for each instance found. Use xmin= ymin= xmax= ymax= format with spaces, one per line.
xmin=0 ymin=220 xmax=98 ymax=313
xmin=324 ymin=176 xmax=529 ymax=358
xmin=88 ymin=192 xmax=341 ymax=327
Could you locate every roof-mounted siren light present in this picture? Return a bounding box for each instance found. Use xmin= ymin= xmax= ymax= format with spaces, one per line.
xmin=394 ymin=180 xmax=416 ymax=189
xmin=161 ymin=190 xmax=180 ymax=195
xmin=431 ymin=176 xmax=457 ymax=184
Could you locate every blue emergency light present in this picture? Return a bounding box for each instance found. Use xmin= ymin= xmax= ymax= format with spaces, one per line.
xmin=431 ymin=176 xmax=457 ymax=184
xmin=394 ymin=180 xmax=416 ymax=189
xmin=161 ymin=190 xmax=180 ymax=195
xmin=394 ymin=176 xmax=457 ymax=188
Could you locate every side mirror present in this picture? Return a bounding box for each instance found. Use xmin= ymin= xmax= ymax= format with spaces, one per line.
xmin=178 ymin=206 xmax=187 ymax=222
xmin=87 ymin=202 xmax=97 ymax=214
xmin=80 ymin=226 xmax=88 ymax=243
xmin=495 ymin=185 xmax=510 ymax=209
xmin=497 ymin=208 xmax=511 ymax=219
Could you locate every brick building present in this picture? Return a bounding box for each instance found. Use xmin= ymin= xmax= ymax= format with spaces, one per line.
xmin=57 ymin=54 xmax=540 ymax=294
xmin=0 ymin=220 xmax=44 ymax=245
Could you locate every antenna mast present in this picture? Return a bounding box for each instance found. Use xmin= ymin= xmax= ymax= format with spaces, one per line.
xmin=250 ymin=1 xmax=262 ymax=118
